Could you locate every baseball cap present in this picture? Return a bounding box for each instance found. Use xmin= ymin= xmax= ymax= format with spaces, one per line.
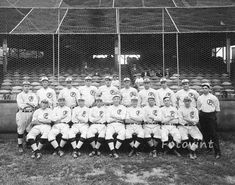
xmin=131 ymin=96 xmax=138 ymax=101
xmin=85 ymin=76 xmax=92 ymax=80
xmin=181 ymin=79 xmax=189 ymax=84
xmin=123 ymin=77 xmax=131 ymax=82
xmin=183 ymin=96 xmax=192 ymax=102
xmin=112 ymin=94 xmax=121 ymax=99
xmin=41 ymin=99 xmax=49 ymax=103
xmin=78 ymin=97 xmax=85 ymax=101
xmin=95 ymin=97 xmax=103 ymax=101
xmin=113 ymin=73 xmax=118 ymax=77
xmin=40 ymin=76 xmax=49 ymax=82
xmin=143 ymin=78 xmax=151 ymax=83
xmin=201 ymin=83 xmax=211 ymax=89
xmin=58 ymin=97 xmax=65 ymax=101
xmin=163 ymin=96 xmax=170 ymax=101
xmin=65 ymin=77 xmax=73 ymax=82
xmin=160 ymin=78 xmax=167 ymax=83
xmin=22 ymin=81 xmax=30 ymax=85
xmin=148 ymin=96 xmax=155 ymax=100
xmin=104 ymin=76 xmax=112 ymax=80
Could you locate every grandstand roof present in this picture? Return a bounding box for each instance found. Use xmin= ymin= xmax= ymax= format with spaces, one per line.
xmin=0 ymin=0 xmax=234 ymax=34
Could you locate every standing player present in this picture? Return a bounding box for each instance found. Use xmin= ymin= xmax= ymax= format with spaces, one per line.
xmin=16 ymin=81 xmax=38 ymax=153
xmin=87 ymin=97 xmax=107 ymax=156
xmin=175 ymin=79 xmax=199 ymax=108
xmin=120 ymin=77 xmax=138 ymax=107
xmin=58 ymin=77 xmax=80 ymax=109
xmin=197 ymin=83 xmax=221 ymax=159
xmin=156 ymin=78 xmax=176 ymax=107
xmin=125 ymin=96 xmax=144 ymax=157
xmin=138 ymin=78 xmax=159 ymax=107
xmin=37 ymin=76 xmax=57 ymax=109
xmin=106 ymin=94 xmax=127 ymax=158
xmin=48 ymin=97 xmax=71 ymax=157
xmin=69 ymin=97 xmax=90 ymax=158
xmin=143 ymin=96 xmax=162 ymax=157
xmin=178 ymin=96 xmax=203 ymax=159
xmin=111 ymin=73 xmax=120 ymax=89
xmin=27 ymin=99 xmax=52 ymax=159
xmin=79 ymin=76 xmax=97 ymax=108
xmin=160 ymin=96 xmax=181 ymax=157
xmin=98 ymin=76 xmax=119 ymax=106
xmin=134 ymin=73 xmax=143 ymax=90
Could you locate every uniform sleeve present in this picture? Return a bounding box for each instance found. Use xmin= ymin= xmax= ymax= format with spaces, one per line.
xmin=32 ymin=110 xmax=39 ymax=122
xmin=58 ymin=89 xmax=63 ymax=99
xmin=51 ymin=108 xmax=60 ymax=122
xmin=190 ymin=108 xmax=199 ymax=124
xmin=125 ymin=109 xmax=130 ymax=120
xmin=16 ymin=93 xmax=28 ymax=109
xmin=197 ymin=97 xmax=202 ymax=111
xmin=153 ymin=109 xmax=162 ymax=122
xmin=161 ymin=108 xmax=171 ymax=124
xmin=76 ymin=108 xmax=89 ymax=123
xmin=106 ymin=107 xmax=111 ymax=123
xmin=214 ymin=96 xmax=220 ymax=112
xmin=36 ymin=90 xmax=41 ymax=104
xmin=32 ymin=94 xmax=38 ymax=107
xmin=143 ymin=107 xmax=148 ymax=122
xmin=71 ymin=108 xmax=77 ymax=123
xmin=194 ymin=90 xmax=200 ymax=101
xmin=88 ymin=108 xmax=97 ymax=123
xmin=64 ymin=108 xmax=72 ymax=123
xmin=52 ymin=89 xmax=57 ymax=108
xmin=138 ymin=91 xmax=143 ymax=106
xmin=154 ymin=90 xmax=160 ymax=107
xmin=171 ymin=91 xmax=177 ymax=107
xmin=178 ymin=109 xmax=186 ymax=125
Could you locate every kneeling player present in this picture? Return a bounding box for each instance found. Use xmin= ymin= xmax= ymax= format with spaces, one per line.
xmin=143 ymin=96 xmax=162 ymax=157
xmin=161 ymin=96 xmax=181 ymax=157
xmin=125 ymin=96 xmax=144 ymax=157
xmin=87 ymin=97 xmax=107 ymax=156
xmin=27 ymin=100 xmax=52 ymax=159
xmin=69 ymin=98 xmax=90 ymax=158
xmin=106 ymin=94 xmax=127 ymax=159
xmin=178 ymin=96 xmax=203 ymax=159
xmin=48 ymin=97 xmax=71 ymax=157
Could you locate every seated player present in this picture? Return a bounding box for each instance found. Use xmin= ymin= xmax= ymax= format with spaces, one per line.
xmin=106 ymin=94 xmax=127 ymax=159
xmin=87 ymin=97 xmax=107 ymax=156
xmin=48 ymin=97 xmax=71 ymax=157
xmin=143 ymin=96 xmax=162 ymax=157
xmin=178 ymin=96 xmax=203 ymax=159
xmin=125 ymin=96 xmax=144 ymax=157
xmin=27 ymin=99 xmax=52 ymax=159
xmin=160 ymin=96 xmax=181 ymax=157
xmin=69 ymin=97 xmax=90 ymax=158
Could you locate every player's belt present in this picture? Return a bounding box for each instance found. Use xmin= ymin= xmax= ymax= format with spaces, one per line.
xmin=109 ymin=121 xmax=124 ymax=124
xmin=161 ymin=123 xmax=178 ymax=126
xmin=21 ymin=110 xmax=34 ymax=113
xmin=92 ymin=122 xmax=105 ymax=125
xmin=145 ymin=122 xmax=161 ymax=125
xmin=126 ymin=122 xmax=142 ymax=125
xmin=184 ymin=124 xmax=195 ymax=126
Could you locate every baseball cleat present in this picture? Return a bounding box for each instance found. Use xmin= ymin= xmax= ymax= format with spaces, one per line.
xmin=36 ymin=152 xmax=42 ymax=159
xmin=72 ymin=151 xmax=78 ymax=159
xmin=96 ymin=150 xmax=101 ymax=156
xmin=128 ymin=149 xmax=135 ymax=157
xmin=152 ymin=150 xmax=157 ymax=158
xmin=58 ymin=150 xmax=64 ymax=157
xmin=77 ymin=151 xmax=81 ymax=156
xmin=89 ymin=151 xmax=96 ymax=157
xmin=113 ymin=152 xmax=119 ymax=159
xmin=31 ymin=152 xmax=36 ymax=159
xmin=189 ymin=153 xmax=195 ymax=160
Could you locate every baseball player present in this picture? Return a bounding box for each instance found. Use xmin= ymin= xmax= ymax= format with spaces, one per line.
xmin=69 ymin=97 xmax=90 ymax=158
xmin=175 ymin=79 xmax=199 ymax=108
xmin=79 ymin=76 xmax=97 ymax=107
xmin=156 ymin=78 xmax=176 ymax=107
xmin=197 ymin=83 xmax=221 ymax=159
xmin=106 ymin=94 xmax=127 ymax=158
xmin=178 ymin=96 xmax=203 ymax=159
xmin=111 ymin=73 xmax=120 ymax=89
xmin=134 ymin=73 xmax=143 ymax=90
xmin=87 ymin=97 xmax=107 ymax=156
xmin=48 ymin=97 xmax=71 ymax=157
xmin=97 ymin=76 xmax=119 ymax=106
xmin=160 ymin=96 xmax=181 ymax=157
xmin=138 ymin=78 xmax=159 ymax=107
xmin=58 ymin=77 xmax=80 ymax=109
xmin=16 ymin=81 xmax=38 ymax=153
xmin=27 ymin=99 xmax=52 ymax=159
xmin=143 ymin=96 xmax=162 ymax=157
xmin=125 ymin=96 xmax=144 ymax=157
xmin=120 ymin=77 xmax=138 ymax=107
xmin=36 ymin=76 xmax=57 ymax=109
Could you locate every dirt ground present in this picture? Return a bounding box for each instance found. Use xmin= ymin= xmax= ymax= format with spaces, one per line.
xmin=0 ymin=132 xmax=235 ymax=185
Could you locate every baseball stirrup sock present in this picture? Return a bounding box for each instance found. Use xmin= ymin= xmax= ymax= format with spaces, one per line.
xmin=60 ymin=138 xmax=67 ymax=148
xmin=50 ymin=140 xmax=59 ymax=149
xmin=115 ymin=140 xmax=123 ymax=150
xmin=108 ymin=142 xmax=115 ymax=151
xmin=76 ymin=141 xmax=84 ymax=149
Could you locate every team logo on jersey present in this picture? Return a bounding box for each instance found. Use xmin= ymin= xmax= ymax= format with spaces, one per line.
xmin=170 ymin=111 xmax=175 ymax=117
xmin=46 ymin=92 xmax=53 ymax=99
xmin=82 ymin=111 xmax=86 ymax=117
xmin=43 ymin=113 xmax=48 ymax=119
xmin=188 ymin=93 xmax=194 ymax=98
xmin=207 ymin=99 xmax=213 ymax=106
xmin=148 ymin=92 xmax=154 ymax=97
xmin=110 ymin=90 xmax=115 ymax=95
xmin=136 ymin=110 xmax=140 ymax=116
xmin=117 ymin=109 xmax=122 ymax=115
xmin=99 ymin=111 xmax=104 ymax=118
xmin=28 ymin=96 xmax=34 ymax=102
xmin=90 ymin=90 xmax=95 ymax=96
xmin=190 ymin=111 xmax=195 ymax=119
xmin=70 ymin=92 xmax=76 ymax=97
xmin=153 ymin=110 xmax=158 ymax=116
xmin=130 ymin=91 xmax=136 ymax=97
xmin=166 ymin=92 xmax=171 ymax=97
xmin=63 ymin=110 xmax=68 ymax=115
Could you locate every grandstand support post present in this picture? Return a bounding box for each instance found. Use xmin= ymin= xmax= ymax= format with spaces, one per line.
xmin=57 ymin=6 xmax=61 ymax=84
xmin=162 ymin=8 xmax=165 ymax=77
xmin=53 ymin=34 xmax=55 ymax=77
xmin=226 ymin=36 xmax=231 ymax=76
xmin=176 ymin=33 xmax=180 ymax=87
xmin=3 ymin=38 xmax=7 ymax=73
xmin=116 ymin=8 xmax=121 ymax=88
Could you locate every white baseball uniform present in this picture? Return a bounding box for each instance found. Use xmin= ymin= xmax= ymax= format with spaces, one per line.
xmin=27 ymin=108 xmax=52 ymax=140
xmin=58 ymin=87 xmax=80 ymax=108
xmin=105 ymin=105 xmax=127 ymax=141
xmin=160 ymin=106 xmax=181 ymax=143
xmin=178 ymin=106 xmax=203 ymax=141
xmin=98 ymin=85 xmax=119 ymax=105
xmin=36 ymin=87 xmax=57 ymax=108
xmin=175 ymin=89 xmax=199 ymax=108
xmin=69 ymin=106 xmax=90 ymax=139
xmin=138 ymin=87 xmax=159 ymax=107
xmin=120 ymin=87 xmax=138 ymax=107
xmin=79 ymin=85 xmax=97 ymax=107
xmin=48 ymin=105 xmax=71 ymax=141
xmin=135 ymin=77 xmax=143 ymax=87
xmin=87 ymin=106 xmax=107 ymax=138
xmin=197 ymin=93 xmax=220 ymax=113
xmin=16 ymin=91 xmax=38 ymax=134
xmin=143 ymin=105 xmax=162 ymax=139
xmin=111 ymin=80 xmax=120 ymax=89
xmin=156 ymin=87 xmax=176 ymax=107
xmin=125 ymin=106 xmax=144 ymax=139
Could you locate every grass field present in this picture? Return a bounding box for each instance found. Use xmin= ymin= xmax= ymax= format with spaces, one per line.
xmin=0 ymin=132 xmax=235 ymax=185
